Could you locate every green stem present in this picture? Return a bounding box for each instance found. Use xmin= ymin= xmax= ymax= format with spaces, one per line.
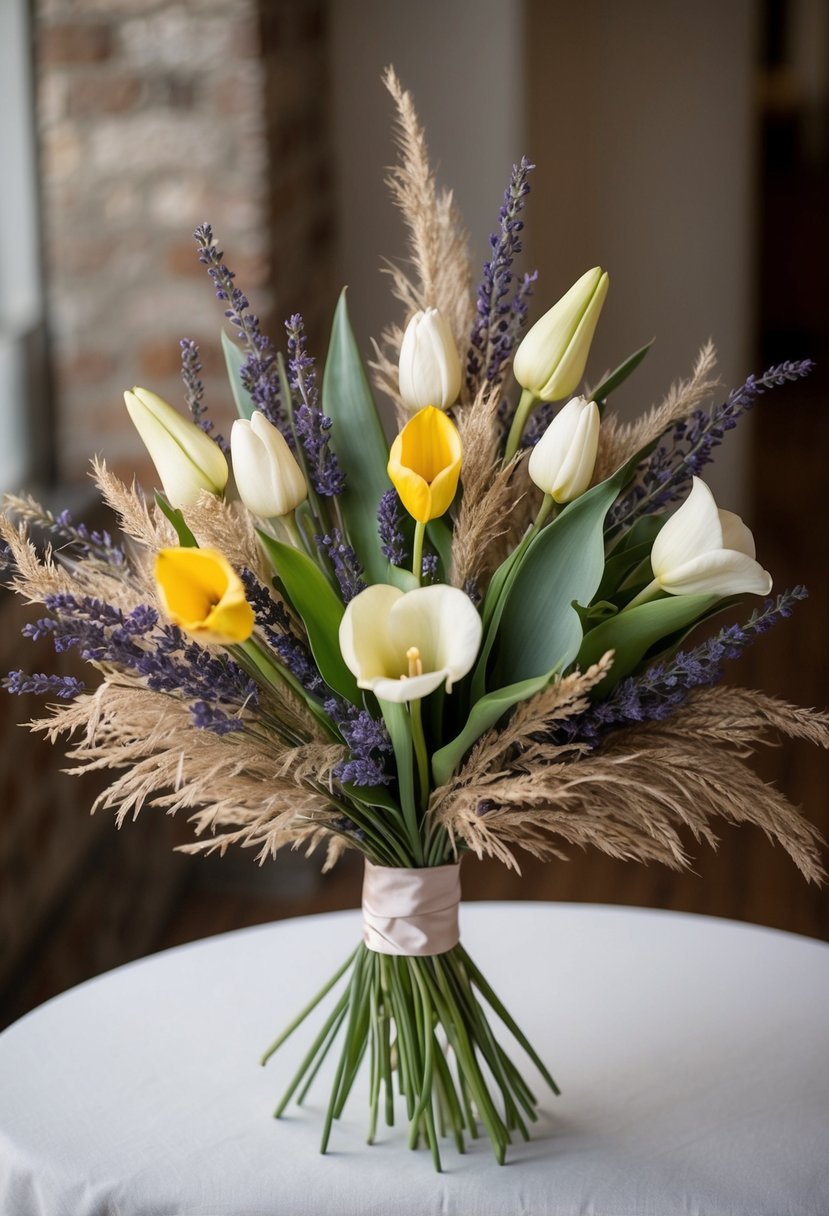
xmin=409 ymin=698 xmax=430 ymax=812
xmin=412 ymin=520 xmax=426 ymax=582
xmin=277 ymin=511 xmax=306 ymax=552
xmin=504 ymin=385 xmax=539 ymax=462
xmin=621 ymin=576 xmax=662 ymax=612
xmin=261 ymin=946 xmax=357 ymax=1065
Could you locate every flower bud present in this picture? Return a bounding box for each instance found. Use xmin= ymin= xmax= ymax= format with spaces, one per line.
xmin=528 ymin=395 xmax=600 ymax=503
xmin=231 ymin=411 xmax=307 ymax=518
xmin=125 ymin=387 xmax=228 ymax=510
xmin=651 ymin=478 xmax=772 ymax=598
xmin=398 ymin=307 xmax=462 ymax=413
xmin=513 ymin=267 xmax=609 ymax=402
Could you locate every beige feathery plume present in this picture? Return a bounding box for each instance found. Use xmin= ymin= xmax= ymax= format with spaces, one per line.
xmin=434 ymin=680 xmax=826 ymax=881
xmin=182 ymin=490 xmax=267 ymax=581
xmin=92 ymin=457 xmax=177 ymax=553
xmin=450 ymin=384 xmax=527 ymax=589
xmin=370 ymin=67 xmax=474 ymax=421
xmin=0 ymin=514 xmax=77 ymax=603
xmin=33 ymin=681 xmax=346 ymax=866
xmin=594 ymin=341 xmax=719 ymax=483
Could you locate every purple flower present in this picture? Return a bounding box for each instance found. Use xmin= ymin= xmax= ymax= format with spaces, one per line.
xmin=377 ymin=489 xmax=406 ymax=566
xmin=565 ymin=587 xmax=808 ymax=746
xmin=610 ymin=359 xmax=815 ymax=532
xmin=180 ymin=337 xmax=228 ymax=456
xmin=325 ymin=697 xmax=393 ymax=787
xmin=193 ymin=224 xmax=288 ymax=438
xmin=286 ymin=314 xmax=346 ymax=497
xmin=467 ymin=157 xmax=537 ymax=395
xmin=4 ymin=671 xmax=85 ymax=699
xmin=240 ymin=570 xmax=327 ymax=698
xmin=315 ymin=531 xmax=365 ymax=603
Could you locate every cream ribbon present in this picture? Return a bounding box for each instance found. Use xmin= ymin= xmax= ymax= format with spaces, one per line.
xmin=361 ymin=860 xmax=461 ymax=956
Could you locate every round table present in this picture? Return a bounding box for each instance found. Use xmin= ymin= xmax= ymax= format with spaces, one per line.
xmin=1 ymin=903 xmax=828 ymax=1215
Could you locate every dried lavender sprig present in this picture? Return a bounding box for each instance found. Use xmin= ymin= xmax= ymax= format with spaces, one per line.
xmin=467 ymin=157 xmax=537 ymax=395
xmin=324 ymin=697 xmax=393 ymax=787
xmin=190 ymin=700 xmax=245 ymax=735
xmin=180 ymin=337 xmax=229 ymax=456
xmin=5 ymin=501 xmax=125 ymax=567
xmin=377 ymin=489 xmax=406 ymax=567
xmin=241 ymin=570 xmax=327 ymax=699
xmin=286 ymin=314 xmax=346 ymax=497
xmin=609 ymin=359 xmax=815 ymax=531
xmin=315 ymin=531 xmax=365 ymax=603
xmin=193 ymin=224 xmax=286 ymax=435
xmin=23 ymin=594 xmax=257 ymax=714
xmin=4 ymin=671 xmax=85 ymax=699
xmin=566 ymin=587 xmax=808 ymax=747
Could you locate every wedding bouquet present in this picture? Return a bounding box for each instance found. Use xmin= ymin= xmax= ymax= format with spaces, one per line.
xmin=3 ymin=71 xmax=826 ymax=1170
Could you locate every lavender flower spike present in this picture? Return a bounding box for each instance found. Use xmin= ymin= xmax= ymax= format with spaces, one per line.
xmin=467 ymin=157 xmax=537 ymax=395
xmin=193 ymin=224 xmax=287 ymax=437
xmin=286 ymin=313 xmax=346 ymax=497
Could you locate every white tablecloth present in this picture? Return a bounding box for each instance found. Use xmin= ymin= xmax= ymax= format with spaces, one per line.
xmin=1 ymin=903 xmax=828 ymax=1215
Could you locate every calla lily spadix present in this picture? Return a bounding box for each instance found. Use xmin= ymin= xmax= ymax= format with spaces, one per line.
xmin=387 ymin=406 xmax=462 ymax=524
xmin=647 ymin=477 xmax=773 ymax=599
xmin=155 ymin=547 xmax=255 ymax=645
xmin=339 ymin=583 xmax=482 ymax=703
xmin=398 ymin=307 xmax=462 ymax=414
xmin=125 ymin=386 xmax=228 ymax=510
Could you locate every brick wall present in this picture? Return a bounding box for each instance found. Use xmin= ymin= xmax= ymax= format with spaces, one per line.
xmin=0 ymin=0 xmax=337 ymax=1026
xmin=34 ymin=0 xmax=337 ymax=489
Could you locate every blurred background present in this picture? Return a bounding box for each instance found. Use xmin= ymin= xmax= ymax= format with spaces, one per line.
xmin=1 ymin=0 xmax=827 ymax=1029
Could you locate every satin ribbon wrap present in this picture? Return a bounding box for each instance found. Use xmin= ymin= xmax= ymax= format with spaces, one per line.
xmin=362 ymin=861 xmax=461 ymax=956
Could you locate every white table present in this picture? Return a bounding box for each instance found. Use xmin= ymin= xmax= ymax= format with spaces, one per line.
xmin=1 ymin=903 xmax=828 ymax=1215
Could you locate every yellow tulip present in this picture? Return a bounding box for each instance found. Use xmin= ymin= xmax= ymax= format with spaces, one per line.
xmin=387 ymin=406 xmax=462 ymax=524
xmin=154 ymin=548 xmax=255 ymax=645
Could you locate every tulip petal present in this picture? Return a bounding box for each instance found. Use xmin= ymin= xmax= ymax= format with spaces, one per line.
xmin=126 ymin=387 xmax=228 ymax=508
xmin=657 ymin=549 xmax=773 ymax=597
xmin=651 ymin=477 xmax=723 ymax=579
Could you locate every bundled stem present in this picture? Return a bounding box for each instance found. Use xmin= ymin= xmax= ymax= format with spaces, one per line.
xmin=264 ymin=940 xmax=556 ymax=1170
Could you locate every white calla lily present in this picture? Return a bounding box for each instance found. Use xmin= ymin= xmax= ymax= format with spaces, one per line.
xmin=231 ymin=411 xmax=307 ymax=518
xmin=339 ymin=583 xmax=482 ymax=704
xmin=528 ymin=395 xmax=600 ymax=503
xmin=398 ymin=308 xmax=462 ymax=414
xmin=649 ymin=477 xmax=773 ymax=598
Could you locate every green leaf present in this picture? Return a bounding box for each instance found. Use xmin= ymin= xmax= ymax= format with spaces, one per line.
xmin=154 ymin=492 xmax=198 ymax=547
xmin=322 ymin=290 xmax=390 ymax=585
xmin=594 ymin=540 xmax=655 ymax=603
xmin=256 ymin=530 xmax=359 ymax=703
xmin=221 ymin=330 xmax=256 ymax=420
xmin=426 ymin=518 xmax=453 ymax=581
xmin=492 ymin=456 xmax=639 ymax=687
xmin=575 ymin=592 xmax=719 ymax=695
xmin=590 ymin=339 xmax=654 ymax=408
xmin=386 ymin=564 xmax=420 ymax=593
xmin=432 ymin=671 xmax=553 ymax=787
xmin=380 ymin=701 xmax=423 ymax=865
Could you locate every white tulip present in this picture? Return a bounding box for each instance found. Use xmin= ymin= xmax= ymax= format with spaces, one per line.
xmin=339 ymin=583 xmax=482 ymax=704
xmin=398 ymin=307 xmax=462 ymax=414
xmin=231 ymin=411 xmax=307 ymax=518
xmin=125 ymin=387 xmax=228 ymax=510
xmin=649 ymin=478 xmax=772 ymax=598
xmin=527 ymin=395 xmax=600 ymax=503
xmin=513 ymin=267 xmax=609 ymax=403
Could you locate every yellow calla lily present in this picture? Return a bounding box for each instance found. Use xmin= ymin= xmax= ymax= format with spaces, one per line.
xmin=387 ymin=406 xmax=462 ymax=524
xmin=155 ymin=547 xmax=255 ymax=645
